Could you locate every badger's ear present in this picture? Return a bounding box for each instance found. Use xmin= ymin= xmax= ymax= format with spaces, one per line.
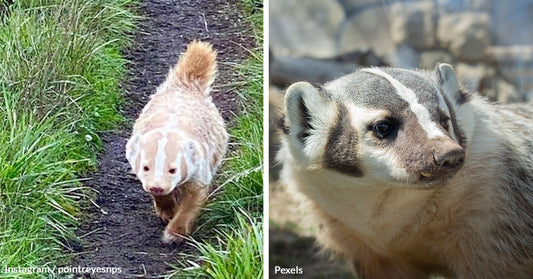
xmin=125 ymin=135 xmax=140 ymax=174
xmin=434 ymin=63 xmax=468 ymax=104
xmin=284 ymin=82 xmax=332 ymax=145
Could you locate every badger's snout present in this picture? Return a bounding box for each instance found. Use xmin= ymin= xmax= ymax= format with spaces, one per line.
xmin=433 ymin=147 xmax=465 ymax=171
xmin=420 ymin=140 xmax=465 ymax=180
xmin=149 ymin=186 xmax=165 ymax=195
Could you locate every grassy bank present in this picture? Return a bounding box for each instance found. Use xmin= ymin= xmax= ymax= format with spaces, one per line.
xmin=170 ymin=0 xmax=264 ymax=278
xmin=0 ymin=0 xmax=136 ymax=277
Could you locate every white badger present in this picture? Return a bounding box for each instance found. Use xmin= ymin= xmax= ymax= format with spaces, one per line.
xmin=126 ymin=41 xmax=227 ymax=243
xmin=278 ymin=63 xmax=533 ymax=278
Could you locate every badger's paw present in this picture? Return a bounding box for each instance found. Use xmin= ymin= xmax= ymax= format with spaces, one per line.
xmin=162 ymin=228 xmax=186 ymax=244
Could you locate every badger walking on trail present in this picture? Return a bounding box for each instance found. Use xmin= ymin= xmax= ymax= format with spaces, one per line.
xmin=126 ymin=41 xmax=228 ymax=244
xmin=277 ymin=64 xmax=533 ymax=279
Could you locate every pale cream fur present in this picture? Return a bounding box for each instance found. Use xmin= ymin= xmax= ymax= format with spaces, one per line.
xmin=126 ymin=41 xmax=227 ymax=243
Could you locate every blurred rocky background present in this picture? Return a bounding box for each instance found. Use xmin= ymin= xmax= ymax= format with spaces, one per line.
xmin=269 ymin=0 xmax=533 ymax=278
xmin=270 ymin=0 xmax=533 ymax=103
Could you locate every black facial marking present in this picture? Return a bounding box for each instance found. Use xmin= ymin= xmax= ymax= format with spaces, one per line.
xmin=323 ymin=104 xmax=363 ymax=177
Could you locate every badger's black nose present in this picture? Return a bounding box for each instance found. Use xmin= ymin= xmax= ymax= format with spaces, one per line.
xmin=434 ymin=148 xmax=465 ymax=171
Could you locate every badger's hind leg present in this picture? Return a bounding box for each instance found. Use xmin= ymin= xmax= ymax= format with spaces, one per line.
xmin=162 ymin=182 xmax=209 ymax=243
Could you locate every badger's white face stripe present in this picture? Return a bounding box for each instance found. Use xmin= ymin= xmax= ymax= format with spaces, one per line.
xmin=412 ymin=71 xmax=458 ymax=142
xmin=154 ymin=135 xmax=168 ymax=180
xmin=362 ymin=68 xmax=446 ymax=139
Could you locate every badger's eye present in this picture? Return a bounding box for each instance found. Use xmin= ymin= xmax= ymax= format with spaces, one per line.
xmin=373 ymin=120 xmax=394 ymax=138
xmin=440 ymin=117 xmax=450 ymax=131
xmin=143 ymin=166 xmax=150 ymax=171
xmin=169 ymin=168 xmax=176 ymax=174
xmin=439 ymin=115 xmax=450 ymax=131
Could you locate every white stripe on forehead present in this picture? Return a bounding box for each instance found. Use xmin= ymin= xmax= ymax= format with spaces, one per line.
xmin=154 ymin=135 xmax=168 ymax=179
xmin=410 ymin=71 xmax=458 ymax=142
xmin=362 ymin=68 xmax=445 ymax=139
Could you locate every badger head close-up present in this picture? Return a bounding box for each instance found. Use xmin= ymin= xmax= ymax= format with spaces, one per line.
xmin=126 ymin=126 xmax=212 ymax=197
xmin=280 ymin=63 xmax=474 ymax=188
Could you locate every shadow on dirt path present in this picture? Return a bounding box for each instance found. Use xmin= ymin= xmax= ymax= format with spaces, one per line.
xmin=71 ymin=0 xmax=255 ymax=277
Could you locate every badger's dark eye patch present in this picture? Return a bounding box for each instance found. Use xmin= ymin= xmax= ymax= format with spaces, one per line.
xmin=373 ymin=120 xmax=396 ymax=139
xmin=143 ymin=166 xmax=150 ymax=171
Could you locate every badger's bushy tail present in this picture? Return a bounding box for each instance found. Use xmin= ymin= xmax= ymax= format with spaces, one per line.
xmin=169 ymin=40 xmax=217 ymax=95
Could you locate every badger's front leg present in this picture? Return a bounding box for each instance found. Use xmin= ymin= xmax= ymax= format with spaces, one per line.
xmin=152 ymin=188 xmax=180 ymax=223
xmin=162 ymin=182 xmax=209 ymax=243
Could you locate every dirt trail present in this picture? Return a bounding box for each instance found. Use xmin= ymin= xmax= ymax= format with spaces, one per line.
xmin=71 ymin=0 xmax=254 ymax=277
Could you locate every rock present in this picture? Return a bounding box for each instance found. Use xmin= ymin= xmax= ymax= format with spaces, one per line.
xmin=466 ymin=0 xmax=491 ymax=11
xmin=339 ymin=6 xmax=394 ymax=60
xmin=390 ymin=44 xmax=420 ymax=68
xmin=455 ymin=62 xmax=494 ymax=91
xmin=270 ymin=0 xmax=345 ymax=58
xmin=436 ymin=0 xmax=490 ymax=13
xmin=485 ymin=46 xmax=533 ymax=102
xmin=269 ymin=54 xmax=356 ymax=87
xmin=484 ymin=76 xmax=523 ymax=104
xmin=485 ymin=45 xmax=533 ymax=65
xmin=338 ymin=0 xmax=384 ymax=14
xmin=437 ymin=12 xmax=490 ymax=61
xmin=419 ymin=50 xmax=455 ymax=70
xmin=390 ymin=1 xmax=436 ymax=49
xmin=496 ymin=78 xmax=522 ymax=104
xmin=331 ymin=50 xmax=386 ymax=67
xmin=491 ymin=0 xmax=533 ymax=45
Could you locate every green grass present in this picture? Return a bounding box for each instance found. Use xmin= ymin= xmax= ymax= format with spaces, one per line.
xmin=169 ymin=0 xmax=263 ymax=278
xmin=0 ymin=0 xmax=136 ymax=277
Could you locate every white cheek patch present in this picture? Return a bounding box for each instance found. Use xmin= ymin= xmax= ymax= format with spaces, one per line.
xmin=362 ymin=146 xmax=410 ymax=181
xmin=362 ymin=68 xmax=446 ymax=139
